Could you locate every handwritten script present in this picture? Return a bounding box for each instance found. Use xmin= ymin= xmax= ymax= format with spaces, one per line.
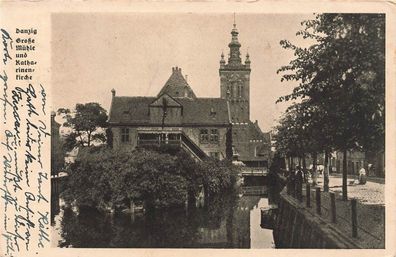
xmin=1 ymin=27 xmax=50 ymax=256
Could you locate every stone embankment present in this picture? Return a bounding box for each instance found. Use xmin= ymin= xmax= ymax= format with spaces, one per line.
xmin=273 ymin=175 xmax=384 ymax=249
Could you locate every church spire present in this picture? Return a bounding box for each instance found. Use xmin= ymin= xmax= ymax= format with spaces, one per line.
xmin=228 ymin=15 xmax=242 ymax=65
xmin=219 ymin=15 xmax=251 ymax=121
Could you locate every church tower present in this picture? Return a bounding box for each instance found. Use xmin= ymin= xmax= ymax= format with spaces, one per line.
xmin=219 ymin=21 xmax=251 ymax=123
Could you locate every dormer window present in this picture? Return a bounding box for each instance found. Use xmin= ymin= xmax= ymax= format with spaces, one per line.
xmin=210 ymin=107 xmax=216 ymax=117
xmin=122 ymin=110 xmax=129 ymax=119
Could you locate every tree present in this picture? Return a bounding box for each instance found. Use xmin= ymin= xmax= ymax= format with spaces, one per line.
xmin=62 ymin=147 xmax=239 ymax=211
xmin=58 ymin=103 xmax=108 ymax=151
xmin=274 ymin=101 xmax=327 ymax=186
xmin=277 ymin=14 xmax=385 ymax=200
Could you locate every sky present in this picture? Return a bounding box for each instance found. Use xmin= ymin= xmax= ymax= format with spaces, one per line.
xmin=52 ymin=13 xmax=315 ymax=132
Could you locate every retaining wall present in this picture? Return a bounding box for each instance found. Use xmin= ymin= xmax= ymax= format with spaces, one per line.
xmin=273 ymin=189 xmax=362 ymax=248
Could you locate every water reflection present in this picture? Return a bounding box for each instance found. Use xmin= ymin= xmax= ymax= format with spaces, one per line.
xmin=52 ymin=187 xmax=276 ymax=248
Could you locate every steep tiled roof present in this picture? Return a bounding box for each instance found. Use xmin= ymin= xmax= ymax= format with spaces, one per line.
xmin=233 ymin=121 xmax=271 ymax=162
xmin=178 ymin=98 xmax=229 ymax=125
xmin=248 ymin=121 xmax=270 ymax=141
xmin=158 ymin=67 xmax=196 ymax=99
xmin=108 ymin=96 xmax=230 ymax=125
xmin=108 ymin=96 xmax=155 ymax=124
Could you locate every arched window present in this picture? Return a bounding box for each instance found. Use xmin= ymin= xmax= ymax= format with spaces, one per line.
xmin=254 ymin=145 xmax=259 ymax=157
xmin=230 ymin=84 xmax=233 ymax=98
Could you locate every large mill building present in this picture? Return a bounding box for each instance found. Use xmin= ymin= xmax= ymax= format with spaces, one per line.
xmin=108 ymin=23 xmax=271 ymax=168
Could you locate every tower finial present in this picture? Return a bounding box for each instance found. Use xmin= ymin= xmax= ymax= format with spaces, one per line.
xmin=220 ymin=50 xmax=226 ymax=67
xmin=245 ymin=47 xmax=251 ymax=67
xmin=228 ymin=13 xmax=241 ymax=65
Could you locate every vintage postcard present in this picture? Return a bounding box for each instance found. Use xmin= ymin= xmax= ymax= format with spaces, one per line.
xmin=0 ymin=1 xmax=395 ymax=257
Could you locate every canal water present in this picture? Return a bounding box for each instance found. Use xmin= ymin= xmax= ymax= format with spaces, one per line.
xmin=51 ymin=186 xmax=278 ymax=248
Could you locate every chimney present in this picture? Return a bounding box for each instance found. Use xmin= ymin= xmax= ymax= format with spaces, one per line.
xmin=111 ymin=88 xmax=116 ymax=97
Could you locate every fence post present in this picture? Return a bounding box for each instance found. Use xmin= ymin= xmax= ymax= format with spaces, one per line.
xmin=296 ymin=174 xmax=303 ymax=202
xmin=298 ymin=180 xmax=303 ymax=202
xmin=291 ymin=175 xmax=296 ymax=198
xmin=306 ymin=183 xmax=311 ymax=208
xmin=351 ymin=199 xmax=358 ymax=237
xmin=330 ymin=192 xmax=336 ymax=223
xmin=316 ymin=187 xmax=321 ymax=215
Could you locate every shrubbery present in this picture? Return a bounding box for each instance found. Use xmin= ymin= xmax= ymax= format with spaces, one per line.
xmin=62 ymin=146 xmax=239 ymax=210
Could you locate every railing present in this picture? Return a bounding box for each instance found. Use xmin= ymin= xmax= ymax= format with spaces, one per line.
xmin=285 ymin=174 xmax=384 ymax=246
xmin=241 ymin=167 xmax=268 ymax=176
xmin=137 ymin=139 xmax=181 ymax=146
xmin=241 ymin=186 xmax=267 ymax=196
xmin=180 ymin=132 xmax=207 ymax=161
xmin=137 ymin=132 xmax=207 ymax=161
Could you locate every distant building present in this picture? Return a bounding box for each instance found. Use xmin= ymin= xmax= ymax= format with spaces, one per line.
xmin=108 ymin=23 xmax=270 ymax=167
xmin=333 ymin=150 xmax=384 ymax=177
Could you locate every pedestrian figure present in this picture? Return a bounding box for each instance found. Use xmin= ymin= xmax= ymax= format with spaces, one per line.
xmin=311 ymin=165 xmax=318 ymax=186
xmin=295 ymin=165 xmax=303 ymax=200
xmin=287 ymin=168 xmax=296 ymax=196
xmin=367 ymin=163 xmax=373 ymax=177
xmin=359 ymin=166 xmax=367 ymax=185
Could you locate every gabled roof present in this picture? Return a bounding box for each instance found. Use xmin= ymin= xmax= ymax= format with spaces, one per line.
xmin=248 ymin=121 xmax=269 ymax=140
xmin=150 ymin=93 xmax=182 ymax=107
xmin=157 ymin=67 xmax=196 ymax=99
xmin=233 ymin=121 xmax=271 ymax=161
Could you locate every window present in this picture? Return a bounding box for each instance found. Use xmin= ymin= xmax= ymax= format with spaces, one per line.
xmin=231 ymin=84 xmax=235 ymax=97
xmin=200 ymin=129 xmax=209 ymax=143
xmin=121 ymin=128 xmax=130 ymax=143
xmin=168 ymin=133 xmax=181 ymax=141
xmin=209 ymin=129 xmax=219 ymax=143
xmin=200 ymin=129 xmax=219 ymax=144
xmin=138 ymin=133 xmax=158 ymax=141
xmin=210 ymin=152 xmax=220 ymax=160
